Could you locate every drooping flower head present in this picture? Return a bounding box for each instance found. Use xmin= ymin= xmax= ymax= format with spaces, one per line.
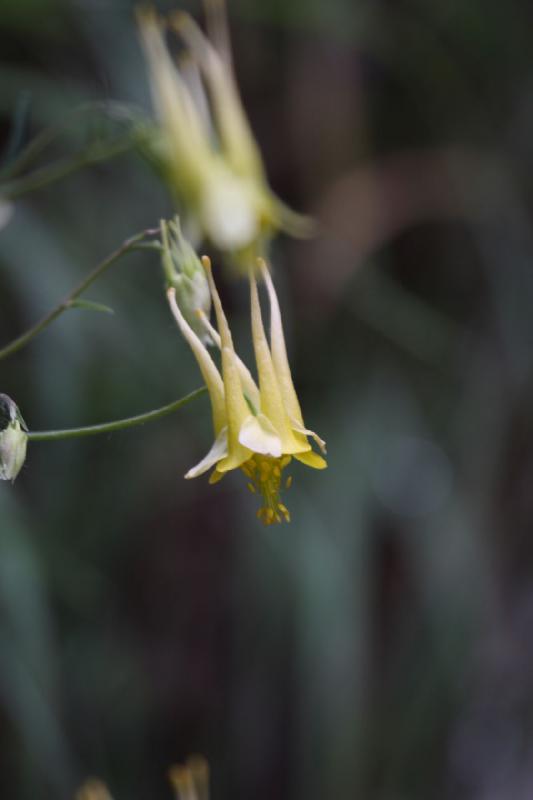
xmin=167 ymin=255 xmax=326 ymax=524
xmin=138 ymin=2 xmax=312 ymax=267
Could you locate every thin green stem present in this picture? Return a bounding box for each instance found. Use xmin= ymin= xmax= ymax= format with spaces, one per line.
xmin=0 ymin=227 xmax=160 ymax=362
xmin=27 ymin=387 xmax=206 ymax=441
xmin=1 ymin=137 xmax=132 ymax=200
xmin=0 ymin=101 xmax=141 ymax=182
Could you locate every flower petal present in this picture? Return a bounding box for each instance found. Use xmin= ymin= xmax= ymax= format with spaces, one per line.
xmin=172 ymin=11 xmax=264 ymax=181
xmin=197 ymin=309 xmax=260 ymax=411
xmin=290 ymin=418 xmax=327 ymax=454
xmin=138 ymin=9 xmax=214 ymax=191
xmin=238 ymin=413 xmax=282 ymax=457
xmin=208 ymin=468 xmax=225 ymax=484
xmin=185 ymin=427 xmax=228 ymax=479
xmin=203 ymin=258 xmax=254 ymax=470
xmin=260 ymin=259 xmax=304 ymax=426
xmin=293 ymin=450 xmax=327 ymax=470
xmin=167 ymin=287 xmax=226 ymax=435
xmin=249 ymin=271 xmax=309 ymax=455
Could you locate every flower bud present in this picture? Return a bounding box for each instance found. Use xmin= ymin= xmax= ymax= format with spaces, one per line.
xmin=161 ymin=218 xmax=212 ymax=343
xmin=0 ymin=394 xmax=28 ymax=482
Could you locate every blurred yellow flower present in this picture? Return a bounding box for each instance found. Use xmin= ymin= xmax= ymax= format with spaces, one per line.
xmin=75 ymin=778 xmax=114 ymax=800
xmin=138 ymin=3 xmax=312 ymax=265
xmin=168 ymin=755 xmax=209 ymax=800
xmin=168 ymin=256 xmax=326 ymax=524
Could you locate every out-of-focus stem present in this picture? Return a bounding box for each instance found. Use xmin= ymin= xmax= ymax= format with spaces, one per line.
xmin=1 ymin=138 xmax=132 ymax=200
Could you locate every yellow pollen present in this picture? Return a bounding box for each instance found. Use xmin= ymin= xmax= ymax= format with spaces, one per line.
xmin=285 ymin=475 xmax=293 ymax=489
xmin=241 ymin=454 xmax=293 ymax=525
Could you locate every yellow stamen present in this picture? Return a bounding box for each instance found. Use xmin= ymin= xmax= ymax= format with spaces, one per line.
xmin=241 ymin=453 xmax=293 ymax=524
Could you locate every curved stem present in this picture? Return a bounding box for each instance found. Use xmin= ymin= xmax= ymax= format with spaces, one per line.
xmin=0 ymin=227 xmax=160 ymax=362
xmin=2 ymin=137 xmax=132 ymax=201
xmin=1 ymin=100 xmax=141 ymax=182
xmin=28 ymin=386 xmax=206 ymax=441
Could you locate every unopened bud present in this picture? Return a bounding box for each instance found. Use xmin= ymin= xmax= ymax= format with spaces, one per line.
xmin=161 ymin=217 xmax=212 ymax=343
xmin=0 ymin=394 xmax=28 ymax=482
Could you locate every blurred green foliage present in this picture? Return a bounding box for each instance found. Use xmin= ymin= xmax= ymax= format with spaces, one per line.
xmin=1 ymin=0 xmax=533 ymax=799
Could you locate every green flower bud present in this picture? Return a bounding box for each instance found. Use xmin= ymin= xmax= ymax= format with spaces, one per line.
xmin=0 ymin=394 xmax=28 ymax=482
xmin=160 ymin=217 xmax=212 ymax=344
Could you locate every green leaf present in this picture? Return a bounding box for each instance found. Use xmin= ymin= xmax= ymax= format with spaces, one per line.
xmin=67 ymin=298 xmax=114 ymax=315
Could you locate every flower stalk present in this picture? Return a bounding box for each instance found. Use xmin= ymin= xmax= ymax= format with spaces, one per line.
xmin=27 ymin=388 xmax=206 ymax=442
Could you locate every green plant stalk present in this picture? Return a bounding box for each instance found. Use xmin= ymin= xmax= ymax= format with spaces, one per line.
xmin=0 ymin=227 xmax=159 ymax=362
xmin=28 ymin=387 xmax=206 ymax=441
xmin=0 ymin=100 xmax=140 ymax=182
xmin=1 ymin=137 xmax=132 ymax=200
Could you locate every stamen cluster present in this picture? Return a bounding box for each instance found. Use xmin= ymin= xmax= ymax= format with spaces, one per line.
xmin=242 ymin=454 xmax=292 ymax=524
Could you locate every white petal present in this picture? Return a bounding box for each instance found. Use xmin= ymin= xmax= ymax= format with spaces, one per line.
xmin=201 ymin=170 xmax=258 ymax=251
xmin=238 ymin=414 xmax=282 ymax=458
xmin=167 ymin=287 xmax=226 ymax=435
xmin=185 ymin=427 xmax=228 ymax=479
xmin=290 ymin=418 xmax=327 ymax=454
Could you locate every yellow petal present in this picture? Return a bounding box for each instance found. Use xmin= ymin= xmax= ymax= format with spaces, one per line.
xmin=249 ymin=271 xmax=308 ymax=455
xmin=203 ymin=257 xmax=254 ymax=470
xmin=290 ymin=418 xmax=327 ymax=455
xmin=171 ymin=11 xmax=264 ymax=181
xmin=138 ymin=9 xmax=214 ymax=194
xmin=209 ymin=468 xmax=225 ymax=484
xmin=197 ymin=309 xmax=260 ymax=411
xmin=185 ymin=428 xmax=228 ymax=479
xmin=293 ymin=450 xmax=327 ymax=470
xmin=167 ymin=288 xmax=226 ymax=435
xmin=238 ymin=414 xmax=282 ymax=458
xmin=259 ymin=259 xmax=305 ymax=426
xmin=216 ymin=345 xmax=254 ymax=471
xmin=270 ymin=195 xmax=317 ymax=239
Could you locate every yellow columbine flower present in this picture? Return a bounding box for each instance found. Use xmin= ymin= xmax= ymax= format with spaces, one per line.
xmin=167 ymin=256 xmax=326 ymax=524
xmin=138 ymin=3 xmax=312 ymax=263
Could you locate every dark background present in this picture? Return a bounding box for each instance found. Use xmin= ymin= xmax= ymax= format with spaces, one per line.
xmin=1 ymin=0 xmax=533 ymax=798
